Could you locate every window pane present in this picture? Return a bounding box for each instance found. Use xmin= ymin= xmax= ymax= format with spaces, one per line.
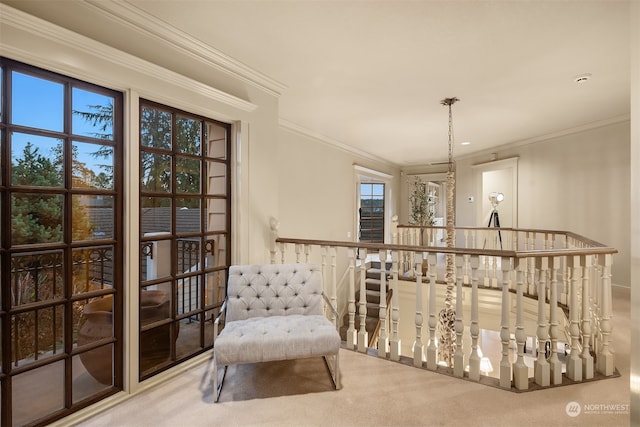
xmin=11 ymin=133 xmax=63 ymax=187
xmin=11 ymin=193 xmax=64 ymax=245
xmin=206 ymin=161 xmax=227 ymax=196
xmin=359 ymin=183 xmax=384 ymax=243
xmin=72 ymin=88 xmax=114 ymax=140
xmin=141 ymin=152 xmax=171 ymax=193
xmin=176 ymin=115 xmax=201 ymax=155
xmin=205 ymin=269 xmax=226 ymax=308
xmin=12 ymin=361 xmax=65 ymax=426
xmin=205 ymin=199 xmax=227 ymax=232
xmin=11 ymin=251 xmax=64 ymax=306
xmin=206 ymin=122 xmax=227 ymax=159
xmin=72 ymin=195 xmax=114 ymax=241
xmin=72 ymin=353 xmax=112 ymax=403
xmin=11 ymin=305 xmax=65 ymax=367
xmin=141 ymin=197 xmax=172 ymax=234
xmin=177 ymin=238 xmax=201 ymax=276
xmin=76 ymin=296 xmax=114 ymax=385
xmin=140 ymin=284 xmax=175 ymax=373
xmin=11 ymin=71 xmax=63 ymax=132
xmin=176 ymin=156 xmax=200 ymax=194
xmin=72 ymin=246 xmax=114 ymax=295
xmin=177 ymin=272 xmax=201 ymax=315
xmin=141 ymin=106 xmax=171 ymax=149
xmin=140 ymin=238 xmax=172 ymax=281
xmin=204 ymin=235 xmax=226 ymax=270
xmin=176 ymin=199 xmax=201 ymax=234
xmin=176 ymin=315 xmax=203 ymax=359
xmin=72 ymin=141 xmax=114 ymax=189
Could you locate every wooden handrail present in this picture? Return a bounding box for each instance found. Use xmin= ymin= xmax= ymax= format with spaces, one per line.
xmin=396 ymin=224 xmax=614 ymax=249
xmin=275 ymin=237 xmax=617 ymax=258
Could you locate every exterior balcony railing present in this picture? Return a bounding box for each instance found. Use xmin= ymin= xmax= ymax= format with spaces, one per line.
xmin=270 ymin=217 xmax=617 ymax=391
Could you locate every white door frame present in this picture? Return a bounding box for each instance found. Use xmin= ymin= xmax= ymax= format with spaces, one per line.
xmin=471 ymin=157 xmax=519 ymax=228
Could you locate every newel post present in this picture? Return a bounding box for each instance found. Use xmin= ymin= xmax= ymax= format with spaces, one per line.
xmin=597 ymin=253 xmax=614 ymax=376
xmin=269 ymin=218 xmax=279 ymax=264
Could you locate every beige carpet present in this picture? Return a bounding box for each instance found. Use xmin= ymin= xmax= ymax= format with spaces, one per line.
xmin=78 ymin=285 xmax=630 ymax=427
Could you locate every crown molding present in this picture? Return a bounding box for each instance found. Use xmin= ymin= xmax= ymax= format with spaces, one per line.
xmin=279 ymin=118 xmax=396 ymax=168
xmin=455 ymin=114 xmax=631 ymax=162
xmin=0 ymin=4 xmax=257 ymax=113
xmin=85 ymin=0 xmax=287 ymax=97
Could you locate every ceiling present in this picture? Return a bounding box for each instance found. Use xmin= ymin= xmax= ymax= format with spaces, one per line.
xmin=2 ymin=0 xmax=631 ymax=166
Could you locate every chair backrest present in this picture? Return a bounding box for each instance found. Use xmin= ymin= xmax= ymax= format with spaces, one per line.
xmin=225 ymin=263 xmax=324 ymax=322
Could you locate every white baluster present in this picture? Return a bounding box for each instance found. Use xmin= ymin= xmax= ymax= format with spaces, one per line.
xmin=483 ymin=251 xmax=490 ymax=287
xmin=454 ymin=255 xmax=465 ymax=378
xmin=491 ymin=255 xmax=499 ymax=288
xmin=389 ymin=250 xmax=401 ymax=361
xmin=427 ymin=252 xmax=438 ymax=370
xmin=566 ymin=255 xmax=582 ymax=381
xmin=377 ymin=249 xmax=389 ymax=358
xmin=468 ymin=255 xmax=481 ymax=381
xmin=321 ymin=246 xmax=330 ymax=321
xmin=330 ymin=246 xmax=338 ymax=327
xmin=548 ymin=256 xmax=562 ymax=385
xmin=295 ymin=244 xmax=303 ymax=263
xmin=413 ymin=252 xmax=424 ymax=367
xmin=357 ymin=248 xmax=369 ymax=353
xmin=527 ymin=232 xmax=536 ymax=295
xmin=581 ymin=255 xmax=594 ymax=379
xmin=304 ymin=244 xmax=311 ymax=263
xmin=279 ymin=241 xmax=286 ymax=264
xmin=513 ymin=258 xmax=528 ymax=390
xmin=597 ymin=253 xmax=614 ymax=376
xmin=560 ymin=257 xmax=569 ymax=306
xmin=347 ymin=248 xmax=357 ymax=349
xmin=499 ymin=256 xmax=512 ymax=389
xmin=534 ymin=257 xmax=550 ymax=387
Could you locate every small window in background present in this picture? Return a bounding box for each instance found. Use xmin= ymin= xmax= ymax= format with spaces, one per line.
xmin=359 ymin=182 xmax=385 ymax=243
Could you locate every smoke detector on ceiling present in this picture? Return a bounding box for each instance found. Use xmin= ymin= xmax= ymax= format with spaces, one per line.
xmin=574 ymin=73 xmax=592 ymax=84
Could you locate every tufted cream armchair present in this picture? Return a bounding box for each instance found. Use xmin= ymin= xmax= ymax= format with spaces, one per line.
xmin=212 ymin=263 xmax=341 ymax=401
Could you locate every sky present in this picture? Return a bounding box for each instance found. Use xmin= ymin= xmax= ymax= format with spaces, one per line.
xmin=9 ymin=69 xmax=115 ymax=176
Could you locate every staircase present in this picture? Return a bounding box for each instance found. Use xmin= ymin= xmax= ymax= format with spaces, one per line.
xmin=340 ymin=260 xmax=391 ymax=346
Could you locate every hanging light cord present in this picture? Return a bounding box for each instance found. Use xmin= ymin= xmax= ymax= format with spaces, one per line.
xmin=440 ymin=97 xmax=459 ymax=172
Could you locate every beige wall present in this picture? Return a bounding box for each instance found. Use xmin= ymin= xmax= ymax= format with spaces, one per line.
xmin=277 ymin=126 xmax=400 ymax=306
xmin=277 ymin=126 xmax=400 ymax=241
xmin=454 ymin=121 xmax=630 ymax=286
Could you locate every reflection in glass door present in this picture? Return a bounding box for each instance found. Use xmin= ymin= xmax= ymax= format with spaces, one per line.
xmin=138 ymin=100 xmax=230 ymax=380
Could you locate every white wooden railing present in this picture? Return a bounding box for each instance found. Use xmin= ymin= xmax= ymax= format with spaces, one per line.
xmin=270 ymin=219 xmax=617 ymax=391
